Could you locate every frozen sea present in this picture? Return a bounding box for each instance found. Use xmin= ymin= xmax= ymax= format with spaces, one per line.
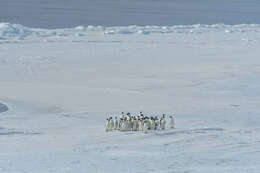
xmin=1 ymin=0 xmax=260 ymax=28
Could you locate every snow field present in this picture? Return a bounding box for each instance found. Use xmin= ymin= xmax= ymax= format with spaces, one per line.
xmin=1 ymin=23 xmax=260 ymax=173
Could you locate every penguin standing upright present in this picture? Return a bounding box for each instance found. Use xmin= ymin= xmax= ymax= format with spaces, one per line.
xmin=133 ymin=117 xmax=138 ymax=131
xmin=121 ymin=112 xmax=125 ymax=119
xmin=146 ymin=117 xmax=151 ymax=130
xmin=169 ymin=116 xmax=174 ymax=129
xmin=138 ymin=118 xmax=143 ymax=131
xmin=160 ymin=114 xmax=166 ymax=130
xmin=138 ymin=111 xmax=143 ymax=118
xmin=150 ymin=117 xmax=155 ymax=130
xmin=154 ymin=116 xmax=159 ymax=130
xmin=109 ymin=117 xmax=114 ymax=131
xmin=120 ymin=117 xmax=127 ymax=131
xmin=119 ymin=118 xmax=123 ymax=130
xmin=105 ymin=117 xmax=110 ymax=132
xmin=143 ymin=118 xmax=149 ymax=133
xmin=126 ymin=113 xmax=132 ymax=131
xmin=114 ymin=117 xmax=119 ymax=130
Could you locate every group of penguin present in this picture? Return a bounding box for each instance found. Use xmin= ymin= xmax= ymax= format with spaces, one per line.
xmin=105 ymin=112 xmax=174 ymax=133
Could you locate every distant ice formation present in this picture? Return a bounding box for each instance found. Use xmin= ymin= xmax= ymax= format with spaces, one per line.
xmin=1 ymin=22 xmax=260 ymax=39
xmin=0 ymin=23 xmax=33 ymax=37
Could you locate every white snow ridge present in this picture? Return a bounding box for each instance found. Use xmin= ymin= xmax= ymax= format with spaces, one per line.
xmin=0 ymin=23 xmax=34 ymax=38
xmin=1 ymin=23 xmax=260 ymax=39
xmin=1 ymin=22 xmax=260 ymax=173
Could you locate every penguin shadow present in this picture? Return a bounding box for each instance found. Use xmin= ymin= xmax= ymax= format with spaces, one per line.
xmin=59 ymin=113 xmax=89 ymax=119
xmin=121 ymin=131 xmax=145 ymax=135
xmin=155 ymin=127 xmax=224 ymax=136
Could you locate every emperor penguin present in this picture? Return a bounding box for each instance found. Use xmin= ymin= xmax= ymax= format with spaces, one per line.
xmin=138 ymin=111 xmax=143 ymax=117
xmin=133 ymin=117 xmax=139 ymax=131
xmin=125 ymin=113 xmax=131 ymax=131
xmin=109 ymin=117 xmax=114 ymax=131
xmin=114 ymin=117 xmax=119 ymax=130
xmin=118 ymin=118 xmax=122 ymax=130
xmin=105 ymin=117 xmax=110 ymax=132
xmin=146 ymin=117 xmax=151 ymax=130
xmin=160 ymin=114 xmax=166 ymax=130
xmin=154 ymin=116 xmax=159 ymax=130
xmin=138 ymin=118 xmax=143 ymax=131
xmin=121 ymin=112 xmax=125 ymax=119
xmin=169 ymin=116 xmax=174 ymax=129
xmin=150 ymin=117 xmax=155 ymax=130
xmin=143 ymin=118 xmax=149 ymax=133
xmin=120 ymin=117 xmax=127 ymax=131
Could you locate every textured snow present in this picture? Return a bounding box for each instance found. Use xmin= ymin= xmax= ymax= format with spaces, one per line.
xmin=1 ymin=23 xmax=260 ymax=173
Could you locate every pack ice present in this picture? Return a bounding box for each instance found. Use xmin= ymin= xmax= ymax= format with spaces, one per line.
xmin=0 ymin=23 xmax=260 ymax=173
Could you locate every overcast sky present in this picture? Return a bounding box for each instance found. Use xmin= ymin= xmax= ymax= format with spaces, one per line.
xmin=1 ymin=0 xmax=260 ymax=28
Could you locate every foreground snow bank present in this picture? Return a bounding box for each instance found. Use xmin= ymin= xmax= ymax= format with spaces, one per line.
xmin=1 ymin=23 xmax=260 ymax=39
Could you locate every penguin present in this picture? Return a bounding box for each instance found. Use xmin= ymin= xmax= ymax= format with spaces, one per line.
xmin=120 ymin=117 xmax=127 ymax=131
xmin=133 ymin=117 xmax=139 ymax=131
xmin=124 ymin=113 xmax=131 ymax=131
xmin=143 ymin=118 xmax=149 ymax=133
xmin=160 ymin=114 xmax=166 ymax=130
xmin=169 ymin=115 xmax=174 ymax=129
xmin=138 ymin=118 xmax=143 ymax=131
xmin=105 ymin=117 xmax=110 ymax=132
xmin=123 ymin=118 xmax=128 ymax=131
xmin=154 ymin=116 xmax=159 ymax=130
xmin=119 ymin=118 xmax=123 ymax=130
xmin=150 ymin=117 xmax=155 ymax=130
xmin=129 ymin=117 xmax=133 ymax=131
xmin=121 ymin=112 xmax=125 ymax=119
xmin=146 ymin=117 xmax=151 ymax=130
xmin=109 ymin=117 xmax=114 ymax=131
xmin=162 ymin=114 xmax=166 ymax=119
xmin=114 ymin=117 xmax=119 ymax=130
xmin=120 ymin=119 xmax=124 ymax=131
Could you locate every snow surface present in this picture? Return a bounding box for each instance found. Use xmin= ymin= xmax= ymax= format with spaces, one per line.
xmin=1 ymin=23 xmax=260 ymax=173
